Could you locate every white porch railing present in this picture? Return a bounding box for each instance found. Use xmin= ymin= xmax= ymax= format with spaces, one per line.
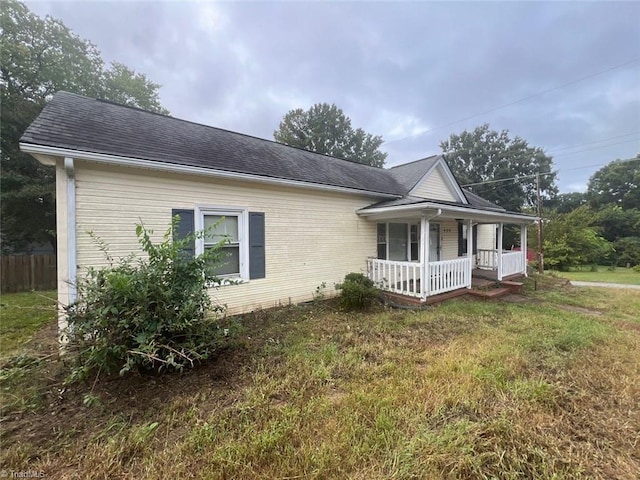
xmin=367 ymin=259 xmax=422 ymax=298
xmin=428 ymin=257 xmax=471 ymax=296
xmin=501 ymin=251 xmax=524 ymax=278
xmin=477 ymin=249 xmax=497 ymax=269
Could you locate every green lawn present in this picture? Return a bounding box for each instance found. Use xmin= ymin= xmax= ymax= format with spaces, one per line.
xmin=1 ymin=281 xmax=639 ymax=479
xmin=0 ymin=290 xmax=57 ymax=358
xmin=554 ymin=266 xmax=640 ymax=285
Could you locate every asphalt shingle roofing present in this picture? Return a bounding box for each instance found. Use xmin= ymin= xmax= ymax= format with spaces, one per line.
xmin=21 ymin=92 xmax=406 ymax=196
xmin=20 ymin=91 xmax=510 ymax=213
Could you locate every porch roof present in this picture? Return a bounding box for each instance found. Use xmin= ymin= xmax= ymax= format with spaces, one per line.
xmin=357 ymin=196 xmax=537 ymax=223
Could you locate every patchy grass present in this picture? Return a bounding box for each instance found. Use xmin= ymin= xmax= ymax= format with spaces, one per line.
xmin=1 ymin=285 xmax=639 ymax=479
xmin=0 ymin=290 xmax=57 ymax=359
xmin=554 ymin=266 xmax=640 ymax=285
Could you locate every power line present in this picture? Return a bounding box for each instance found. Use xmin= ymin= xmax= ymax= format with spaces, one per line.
xmin=461 ymin=156 xmax=640 ymax=188
xmin=383 ymin=57 xmax=640 ymax=146
xmin=552 ymin=138 xmax=640 ymax=158
xmin=546 ymin=131 xmax=640 ymax=153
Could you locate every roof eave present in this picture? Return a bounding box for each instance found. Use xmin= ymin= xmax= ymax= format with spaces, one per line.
xmin=357 ymin=200 xmax=538 ymax=223
xmin=19 ymin=142 xmax=402 ymax=200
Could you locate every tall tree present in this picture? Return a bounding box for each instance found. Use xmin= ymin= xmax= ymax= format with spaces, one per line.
xmin=586 ymin=156 xmax=640 ymax=210
xmin=440 ymin=124 xmax=557 ymax=212
xmin=274 ymin=103 xmax=387 ymax=167
xmin=0 ymin=0 xmax=168 ymax=253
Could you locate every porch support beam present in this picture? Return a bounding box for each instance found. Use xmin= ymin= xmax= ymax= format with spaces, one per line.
xmin=522 ymin=224 xmax=528 ymax=277
xmin=467 ymin=218 xmax=473 ymax=288
xmin=421 ymin=217 xmax=429 ymax=299
xmin=497 ymin=222 xmax=504 ymax=281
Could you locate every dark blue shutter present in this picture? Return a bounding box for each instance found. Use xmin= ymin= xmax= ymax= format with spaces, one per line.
xmin=249 ymin=212 xmax=265 ymax=279
xmin=172 ymin=209 xmax=195 ymax=258
xmin=458 ymin=223 xmax=464 ymax=256
xmin=472 ymin=224 xmax=478 ymax=255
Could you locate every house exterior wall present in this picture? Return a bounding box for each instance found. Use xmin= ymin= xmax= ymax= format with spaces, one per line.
xmin=477 ymin=223 xmax=496 ymax=251
xmin=438 ymin=220 xmax=460 ymax=260
xmin=71 ymin=161 xmax=379 ymax=315
xmin=412 ymin=165 xmax=458 ymax=202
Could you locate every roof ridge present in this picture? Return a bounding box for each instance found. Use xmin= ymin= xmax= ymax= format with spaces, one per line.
xmin=60 ymin=91 xmax=392 ymax=174
xmin=388 ymin=154 xmax=441 ymax=170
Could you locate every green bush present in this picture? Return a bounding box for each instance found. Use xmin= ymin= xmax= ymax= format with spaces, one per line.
xmin=66 ymin=218 xmax=229 ymax=381
xmin=336 ymin=273 xmax=379 ymax=310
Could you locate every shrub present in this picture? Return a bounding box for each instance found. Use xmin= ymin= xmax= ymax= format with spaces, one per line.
xmin=66 ymin=218 xmax=229 ymax=381
xmin=336 ymin=272 xmax=379 ymax=310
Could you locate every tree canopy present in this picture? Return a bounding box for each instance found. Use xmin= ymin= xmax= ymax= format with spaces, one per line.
xmin=440 ymin=124 xmax=557 ymax=212
xmin=586 ymin=156 xmax=640 ymax=210
xmin=274 ymin=103 xmax=388 ymax=168
xmin=0 ymin=0 xmax=168 ymax=253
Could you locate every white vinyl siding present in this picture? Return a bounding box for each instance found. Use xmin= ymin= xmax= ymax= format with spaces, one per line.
xmin=412 ymin=164 xmax=459 ymax=202
xmin=477 ymin=223 xmax=496 ymax=251
xmin=439 ymin=220 xmax=460 ymax=261
xmin=72 ymin=161 xmax=378 ymax=315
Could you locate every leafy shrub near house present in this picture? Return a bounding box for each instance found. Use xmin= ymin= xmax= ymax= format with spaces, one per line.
xmin=66 ymin=219 xmax=228 ymax=381
xmin=336 ymin=272 xmax=379 ymax=310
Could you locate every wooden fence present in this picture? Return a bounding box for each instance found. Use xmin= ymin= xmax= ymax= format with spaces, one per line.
xmin=1 ymin=255 xmax=57 ymax=293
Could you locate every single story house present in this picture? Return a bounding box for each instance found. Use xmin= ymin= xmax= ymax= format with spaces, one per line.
xmin=20 ymin=92 xmax=535 ymax=334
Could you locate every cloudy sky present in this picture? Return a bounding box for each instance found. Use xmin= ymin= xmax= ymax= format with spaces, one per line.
xmin=28 ymin=0 xmax=640 ymax=193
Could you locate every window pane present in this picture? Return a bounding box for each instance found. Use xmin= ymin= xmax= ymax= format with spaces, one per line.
xmin=411 ymin=243 xmax=419 ymax=261
xmin=377 ymin=244 xmax=387 ymax=260
xmin=410 ymin=224 xmax=419 ymax=242
xmin=377 ymin=223 xmax=386 ymax=243
xmin=204 ymin=215 xmax=238 ymax=244
xmin=389 ymin=223 xmax=408 ymax=261
xmin=207 ymin=245 xmax=240 ymax=276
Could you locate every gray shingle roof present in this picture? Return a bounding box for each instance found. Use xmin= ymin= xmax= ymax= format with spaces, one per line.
xmin=388 ymin=155 xmax=440 ymax=191
xmin=21 ymin=91 xmax=515 ymax=215
xmin=20 ymin=92 xmax=406 ymax=196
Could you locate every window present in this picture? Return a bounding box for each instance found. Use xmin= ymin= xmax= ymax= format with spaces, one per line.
xmin=410 ymin=224 xmax=419 ymax=261
xmin=376 ymin=222 xmax=420 ymax=261
xmin=197 ymin=208 xmax=247 ymax=278
xmin=458 ymin=223 xmax=478 ymax=256
xmin=377 ymin=223 xmax=387 ymax=260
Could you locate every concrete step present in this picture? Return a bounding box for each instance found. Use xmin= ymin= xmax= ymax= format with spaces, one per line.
xmin=468 ymin=287 xmax=512 ymax=300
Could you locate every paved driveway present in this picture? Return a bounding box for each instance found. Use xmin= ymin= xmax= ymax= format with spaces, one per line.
xmin=570 ymin=281 xmax=640 ymax=290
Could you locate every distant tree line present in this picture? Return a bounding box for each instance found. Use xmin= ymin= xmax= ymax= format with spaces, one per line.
xmin=542 ymin=156 xmax=640 ymax=270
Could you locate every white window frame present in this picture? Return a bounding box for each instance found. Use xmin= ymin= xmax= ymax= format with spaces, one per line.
xmin=195 ymin=206 xmax=249 ymax=280
xmin=376 ymin=221 xmax=421 ymax=262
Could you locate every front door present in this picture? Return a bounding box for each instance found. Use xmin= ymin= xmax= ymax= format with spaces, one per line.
xmin=429 ymin=224 xmax=440 ymax=262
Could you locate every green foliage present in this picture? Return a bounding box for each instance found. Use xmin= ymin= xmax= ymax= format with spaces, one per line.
xmin=545 ymin=191 xmax=587 ymax=214
xmin=336 ymin=273 xmax=379 ymax=310
xmin=543 ymin=206 xmax=614 ymax=270
xmin=440 ymin=124 xmax=557 ymax=212
xmin=614 ymin=237 xmax=640 ymax=267
xmin=0 ymin=0 xmax=168 ymax=253
xmin=594 ymin=205 xmax=640 ymax=243
xmin=273 ymin=103 xmax=387 ymax=167
xmin=66 ymin=219 xmax=228 ymax=380
xmin=587 ymin=157 xmax=640 ymax=210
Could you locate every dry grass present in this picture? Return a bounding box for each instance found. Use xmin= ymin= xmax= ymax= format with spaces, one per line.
xmin=1 ymin=281 xmax=639 ymax=479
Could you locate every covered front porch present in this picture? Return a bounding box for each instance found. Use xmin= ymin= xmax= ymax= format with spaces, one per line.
xmin=359 ymin=204 xmax=535 ymax=301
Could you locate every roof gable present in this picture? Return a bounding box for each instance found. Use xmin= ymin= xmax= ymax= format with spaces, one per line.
xmin=393 ymin=156 xmax=467 ymax=204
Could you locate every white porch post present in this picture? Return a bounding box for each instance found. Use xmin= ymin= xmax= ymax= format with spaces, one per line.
xmin=467 ymin=219 xmax=473 ymax=288
xmin=497 ymin=222 xmax=504 ymax=281
xmin=422 ymin=218 xmax=430 ymax=300
xmin=522 ymin=224 xmax=528 ymax=277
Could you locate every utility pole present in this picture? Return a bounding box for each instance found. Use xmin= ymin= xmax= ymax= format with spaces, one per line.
xmin=536 ymin=173 xmax=544 ymax=274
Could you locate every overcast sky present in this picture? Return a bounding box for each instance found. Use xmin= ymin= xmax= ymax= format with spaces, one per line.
xmin=27 ymin=0 xmax=640 ymax=193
